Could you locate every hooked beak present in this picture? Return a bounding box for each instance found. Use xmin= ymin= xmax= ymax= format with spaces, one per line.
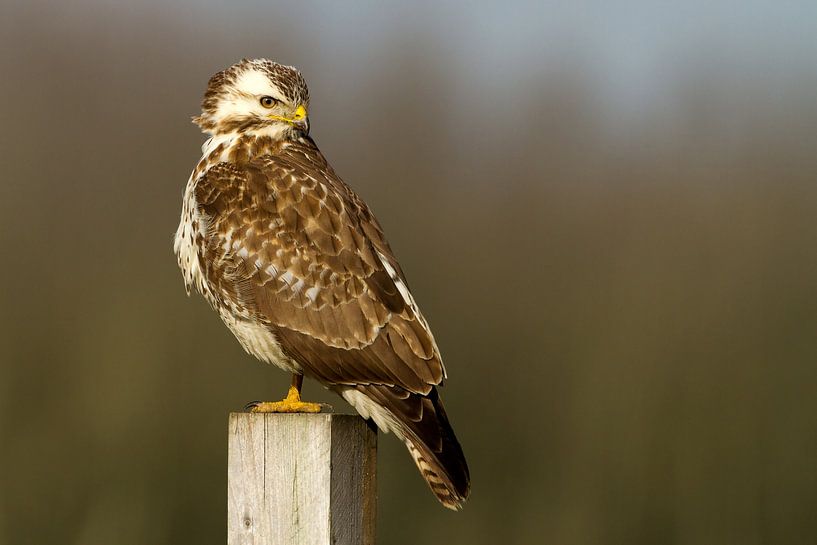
xmin=269 ymin=104 xmax=309 ymax=133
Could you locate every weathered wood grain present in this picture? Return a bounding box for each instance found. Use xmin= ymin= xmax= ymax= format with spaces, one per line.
xmin=228 ymin=413 xmax=377 ymax=545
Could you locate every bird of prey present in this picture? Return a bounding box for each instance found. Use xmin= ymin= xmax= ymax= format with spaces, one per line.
xmin=174 ymin=59 xmax=470 ymax=509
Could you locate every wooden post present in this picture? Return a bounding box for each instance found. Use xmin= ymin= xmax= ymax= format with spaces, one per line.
xmin=228 ymin=413 xmax=377 ymax=545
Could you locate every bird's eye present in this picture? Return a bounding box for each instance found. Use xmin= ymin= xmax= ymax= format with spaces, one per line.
xmin=260 ymin=96 xmax=278 ymax=108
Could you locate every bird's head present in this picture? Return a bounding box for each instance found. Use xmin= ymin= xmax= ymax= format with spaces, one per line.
xmin=193 ymin=59 xmax=310 ymax=138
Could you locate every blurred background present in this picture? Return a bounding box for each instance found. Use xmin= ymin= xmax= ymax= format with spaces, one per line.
xmin=2 ymin=1 xmax=816 ymax=543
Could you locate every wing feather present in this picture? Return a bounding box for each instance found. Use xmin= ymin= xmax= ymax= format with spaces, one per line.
xmin=193 ymin=137 xmax=469 ymax=507
xmin=194 ymin=139 xmax=443 ymax=394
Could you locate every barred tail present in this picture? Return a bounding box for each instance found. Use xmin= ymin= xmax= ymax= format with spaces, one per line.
xmin=404 ymin=429 xmax=470 ymax=510
xmin=347 ymin=384 xmax=471 ymax=509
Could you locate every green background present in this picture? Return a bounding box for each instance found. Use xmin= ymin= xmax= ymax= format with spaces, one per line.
xmin=2 ymin=2 xmax=816 ymax=543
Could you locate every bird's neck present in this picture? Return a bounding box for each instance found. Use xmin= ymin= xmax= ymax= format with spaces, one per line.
xmin=199 ymin=131 xmax=290 ymax=167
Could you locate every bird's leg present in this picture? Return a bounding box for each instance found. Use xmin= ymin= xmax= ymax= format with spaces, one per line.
xmin=248 ymin=374 xmax=327 ymax=413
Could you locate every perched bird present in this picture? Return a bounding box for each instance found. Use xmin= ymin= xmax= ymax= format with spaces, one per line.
xmin=174 ymin=59 xmax=470 ymax=509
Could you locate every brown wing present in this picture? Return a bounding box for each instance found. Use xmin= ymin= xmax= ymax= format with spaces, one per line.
xmin=194 ymin=138 xmax=469 ymax=508
xmin=194 ymin=138 xmax=443 ymax=394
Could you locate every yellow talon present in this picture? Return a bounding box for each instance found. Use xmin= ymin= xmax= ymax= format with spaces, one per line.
xmin=249 ymin=375 xmax=327 ymax=413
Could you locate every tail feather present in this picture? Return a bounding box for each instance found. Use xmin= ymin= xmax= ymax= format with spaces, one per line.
xmin=404 ymin=433 xmax=469 ymax=509
xmin=351 ymin=384 xmax=470 ymax=509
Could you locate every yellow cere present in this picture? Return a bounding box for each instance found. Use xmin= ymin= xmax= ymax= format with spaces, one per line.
xmin=268 ymin=104 xmax=307 ymax=124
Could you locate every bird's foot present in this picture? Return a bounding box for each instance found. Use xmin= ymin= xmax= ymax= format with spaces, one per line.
xmin=247 ymin=400 xmax=327 ymax=413
xmin=245 ymin=385 xmax=330 ymax=413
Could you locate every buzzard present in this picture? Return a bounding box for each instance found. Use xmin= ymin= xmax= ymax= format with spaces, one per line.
xmin=174 ymin=59 xmax=470 ymax=509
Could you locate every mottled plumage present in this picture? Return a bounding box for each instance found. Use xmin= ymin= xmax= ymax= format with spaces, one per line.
xmin=174 ymin=59 xmax=469 ymax=509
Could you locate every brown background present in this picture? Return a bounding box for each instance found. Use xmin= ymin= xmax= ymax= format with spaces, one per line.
xmin=1 ymin=2 xmax=816 ymax=544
